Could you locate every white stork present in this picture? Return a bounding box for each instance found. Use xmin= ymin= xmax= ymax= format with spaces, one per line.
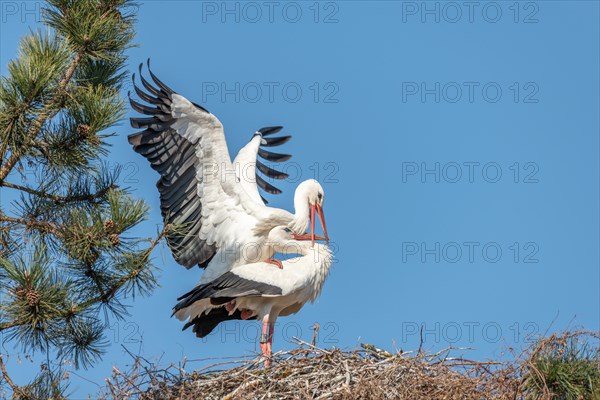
xmin=127 ymin=60 xmax=329 ymax=283
xmin=173 ymin=226 xmax=333 ymax=366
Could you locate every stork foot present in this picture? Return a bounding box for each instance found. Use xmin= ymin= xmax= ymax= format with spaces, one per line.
xmin=265 ymin=258 xmax=283 ymax=269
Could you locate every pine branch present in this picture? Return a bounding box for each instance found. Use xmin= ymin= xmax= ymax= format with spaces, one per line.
xmin=0 ymin=52 xmax=83 ymax=182
xmin=0 ymin=227 xmax=167 ymax=332
xmin=0 ymin=354 xmax=29 ymax=399
xmin=88 ymin=227 xmax=168 ymax=306
xmin=0 ymin=320 xmax=21 ymax=331
xmin=85 ymin=260 xmax=107 ymax=302
xmin=0 ymin=214 xmax=62 ymax=236
xmin=0 ymin=354 xmax=17 ymax=390
xmin=0 ymin=0 xmax=143 ymax=382
xmin=1 ymin=180 xmax=114 ymax=204
xmin=0 ymin=95 xmax=36 ymax=165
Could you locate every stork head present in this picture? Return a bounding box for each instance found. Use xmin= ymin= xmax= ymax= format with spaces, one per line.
xmin=268 ymin=226 xmax=327 ymax=254
xmin=293 ymin=179 xmax=329 ymax=247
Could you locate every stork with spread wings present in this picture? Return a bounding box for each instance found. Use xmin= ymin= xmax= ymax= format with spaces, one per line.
xmin=127 ymin=61 xmax=329 ymax=287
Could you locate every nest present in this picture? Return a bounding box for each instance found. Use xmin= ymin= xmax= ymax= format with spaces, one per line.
xmin=100 ymin=331 xmax=600 ymax=399
xmin=102 ymin=338 xmax=523 ymax=400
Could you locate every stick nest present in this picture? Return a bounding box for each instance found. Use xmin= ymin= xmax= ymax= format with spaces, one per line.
xmin=102 ymin=332 xmax=599 ymax=400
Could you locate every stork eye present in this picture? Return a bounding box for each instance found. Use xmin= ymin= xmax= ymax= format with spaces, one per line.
xmin=283 ymin=227 xmax=292 ymax=233
xmin=317 ymin=193 xmax=323 ymax=200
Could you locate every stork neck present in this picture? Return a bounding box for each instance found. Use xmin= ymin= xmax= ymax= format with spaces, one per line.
xmin=290 ymin=191 xmax=310 ymax=234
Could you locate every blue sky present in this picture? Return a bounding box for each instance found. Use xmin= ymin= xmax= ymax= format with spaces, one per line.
xmin=1 ymin=1 xmax=599 ymax=397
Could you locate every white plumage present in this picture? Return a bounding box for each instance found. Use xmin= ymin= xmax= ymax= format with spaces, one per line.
xmin=128 ymin=63 xmax=333 ymax=365
xmin=127 ymin=62 xmax=329 ymax=287
xmin=229 ymin=241 xmax=333 ymax=318
xmin=173 ymin=226 xmax=333 ymax=364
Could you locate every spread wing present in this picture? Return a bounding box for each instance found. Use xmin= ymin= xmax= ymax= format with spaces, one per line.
xmin=233 ymin=126 xmax=292 ymax=205
xmin=127 ymin=60 xmax=265 ymax=269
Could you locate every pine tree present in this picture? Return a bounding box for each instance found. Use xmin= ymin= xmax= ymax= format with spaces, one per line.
xmin=0 ymin=1 xmax=166 ymax=397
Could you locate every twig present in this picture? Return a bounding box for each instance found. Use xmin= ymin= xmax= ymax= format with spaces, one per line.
xmin=0 ymin=214 xmax=62 ymax=236
xmin=223 ymin=379 xmax=261 ymax=400
xmin=0 ymin=181 xmax=113 ymax=204
xmin=0 ymin=354 xmax=27 ymax=399
xmin=112 ymin=366 xmax=144 ymax=395
xmin=418 ymin=324 xmax=424 ymax=355
xmin=343 ymin=360 xmax=351 ymax=385
xmin=312 ymin=322 xmax=319 ymax=346
xmin=291 ymin=337 xmax=332 ymax=355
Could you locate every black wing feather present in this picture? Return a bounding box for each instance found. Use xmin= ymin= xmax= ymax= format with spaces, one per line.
xmin=256 ymin=160 xmax=289 ymax=180
xmin=182 ymin=308 xmax=255 ymax=338
xmin=258 ymin=148 xmax=292 ymax=162
xmin=247 ymin=126 xmax=294 ymax=203
xmin=128 ymin=64 xmax=216 ymax=269
xmin=147 ymin=59 xmax=175 ymax=95
xmin=132 ymin=74 xmax=164 ymax=105
xmin=262 ymin=135 xmax=291 ymax=147
xmin=257 ymin=126 xmax=283 ymax=136
xmin=256 ymin=175 xmax=282 ymax=195
xmin=173 ymin=271 xmax=282 ymax=313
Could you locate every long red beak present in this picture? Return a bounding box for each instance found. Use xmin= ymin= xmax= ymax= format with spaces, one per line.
xmin=310 ymin=204 xmax=315 ymax=247
xmin=316 ymin=203 xmax=329 ymax=244
xmin=293 ymin=233 xmax=328 ymax=241
xmin=306 ymin=203 xmax=329 ymax=247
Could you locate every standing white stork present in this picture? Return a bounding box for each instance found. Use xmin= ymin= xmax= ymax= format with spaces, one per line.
xmin=173 ymin=226 xmax=333 ymax=366
xmin=127 ymin=61 xmax=329 ymax=285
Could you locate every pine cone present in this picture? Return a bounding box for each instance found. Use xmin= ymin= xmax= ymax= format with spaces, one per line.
xmin=76 ymin=124 xmax=91 ymax=137
xmin=26 ymin=289 xmax=40 ymax=306
xmin=108 ymin=233 xmax=120 ymax=247
xmin=76 ymin=124 xmax=101 ymax=145
xmin=104 ymin=219 xmax=116 ymax=234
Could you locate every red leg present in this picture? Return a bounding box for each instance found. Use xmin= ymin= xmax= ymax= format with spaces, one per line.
xmin=264 ymin=258 xmax=283 ymax=269
xmin=266 ymin=322 xmax=275 ymax=358
xmin=259 ymin=315 xmax=269 ymax=367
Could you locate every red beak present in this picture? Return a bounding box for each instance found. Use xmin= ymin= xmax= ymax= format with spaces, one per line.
xmin=305 ymin=203 xmax=329 ymax=247
xmin=310 ymin=204 xmax=316 ymax=247
xmin=293 ymin=233 xmax=327 ymax=241
xmin=316 ymin=203 xmax=329 ymax=244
